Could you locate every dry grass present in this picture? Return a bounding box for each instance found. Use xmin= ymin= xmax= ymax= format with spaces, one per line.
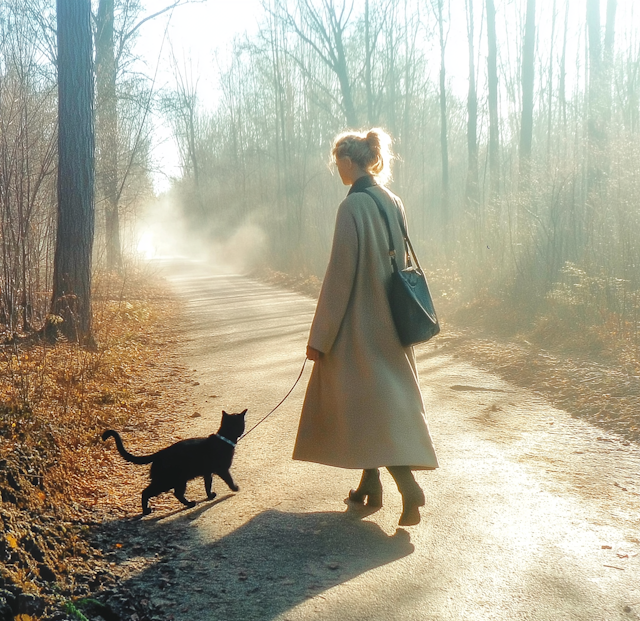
xmin=0 ymin=268 xmax=190 ymax=521
xmin=448 ymin=292 xmax=640 ymax=444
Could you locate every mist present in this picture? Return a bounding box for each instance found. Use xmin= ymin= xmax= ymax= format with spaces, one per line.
xmin=153 ymin=0 xmax=640 ymax=356
xmin=1 ymin=0 xmax=639 ymax=359
xmin=134 ymin=192 xmax=268 ymax=275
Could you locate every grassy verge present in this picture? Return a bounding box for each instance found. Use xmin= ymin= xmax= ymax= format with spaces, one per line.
xmin=0 ymin=267 xmax=186 ymax=618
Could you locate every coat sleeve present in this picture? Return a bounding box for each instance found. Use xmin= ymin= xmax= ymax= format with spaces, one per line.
xmin=308 ymin=200 xmax=359 ymax=354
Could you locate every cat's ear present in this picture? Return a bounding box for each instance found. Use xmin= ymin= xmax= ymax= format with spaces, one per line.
xmin=222 ymin=410 xmax=228 ymax=417
xmin=240 ymin=408 xmax=248 ymax=417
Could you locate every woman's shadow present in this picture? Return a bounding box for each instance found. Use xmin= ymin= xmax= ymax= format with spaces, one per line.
xmin=124 ymin=507 xmax=414 ymax=620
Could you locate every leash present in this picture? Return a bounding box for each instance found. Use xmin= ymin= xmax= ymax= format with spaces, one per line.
xmin=239 ymin=358 xmax=308 ymax=441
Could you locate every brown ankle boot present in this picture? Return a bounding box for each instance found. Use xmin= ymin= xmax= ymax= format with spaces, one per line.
xmin=347 ymin=468 xmax=383 ymax=507
xmin=387 ymin=466 xmax=425 ymax=526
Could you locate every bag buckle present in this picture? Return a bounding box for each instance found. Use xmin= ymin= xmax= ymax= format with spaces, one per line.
xmin=389 ymin=250 xmax=396 ymax=257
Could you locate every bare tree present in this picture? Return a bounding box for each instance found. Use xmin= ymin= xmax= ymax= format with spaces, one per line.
xmin=518 ymin=0 xmax=535 ymax=190
xmin=603 ymin=0 xmax=618 ymax=125
xmin=558 ymin=0 xmax=569 ymax=136
xmin=432 ymin=0 xmax=450 ymax=228
xmin=94 ymin=0 xmax=196 ymax=272
xmin=96 ymin=0 xmax=122 ymax=273
xmin=163 ymin=51 xmax=204 ymax=213
xmin=465 ymin=0 xmax=479 ymax=209
xmin=277 ymin=0 xmax=358 ymax=127
xmin=486 ymin=0 xmax=500 ymax=200
xmin=586 ymin=0 xmax=617 ymax=193
xmin=0 ymin=3 xmax=57 ymax=333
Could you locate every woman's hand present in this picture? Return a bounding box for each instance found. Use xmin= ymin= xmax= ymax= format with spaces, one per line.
xmin=306 ymin=346 xmax=322 ymax=361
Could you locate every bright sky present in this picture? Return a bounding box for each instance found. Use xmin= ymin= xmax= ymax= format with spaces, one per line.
xmin=136 ymin=0 xmax=263 ymax=192
xmin=135 ymin=0 xmax=639 ymax=194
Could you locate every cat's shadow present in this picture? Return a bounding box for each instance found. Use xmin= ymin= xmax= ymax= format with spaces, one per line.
xmin=131 ymin=493 xmax=235 ymax=523
xmin=120 ymin=509 xmax=414 ymax=620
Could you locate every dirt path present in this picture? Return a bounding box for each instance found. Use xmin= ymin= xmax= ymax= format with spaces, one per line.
xmin=112 ymin=258 xmax=640 ymax=621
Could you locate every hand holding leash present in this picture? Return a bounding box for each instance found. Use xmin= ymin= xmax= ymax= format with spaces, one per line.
xmin=239 ymin=358 xmax=308 ymax=441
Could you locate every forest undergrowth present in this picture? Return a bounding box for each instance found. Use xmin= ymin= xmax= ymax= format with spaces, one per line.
xmin=0 ymin=268 xmax=192 ymax=620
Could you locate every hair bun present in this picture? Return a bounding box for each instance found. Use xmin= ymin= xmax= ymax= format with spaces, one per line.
xmin=366 ymin=130 xmax=380 ymax=145
xmin=332 ymin=127 xmax=394 ymax=185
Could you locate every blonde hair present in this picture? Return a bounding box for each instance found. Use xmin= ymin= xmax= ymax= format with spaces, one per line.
xmin=332 ymin=127 xmax=395 ymax=185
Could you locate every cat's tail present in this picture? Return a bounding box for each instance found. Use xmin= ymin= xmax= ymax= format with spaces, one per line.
xmin=101 ymin=430 xmax=155 ymax=465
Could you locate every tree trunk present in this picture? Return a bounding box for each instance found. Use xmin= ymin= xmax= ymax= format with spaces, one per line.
xmin=559 ymin=0 xmax=569 ymax=136
xmin=603 ymin=0 xmax=617 ymax=126
xmin=587 ymin=0 xmax=603 ymax=150
xmin=333 ymin=37 xmax=357 ymax=127
xmin=436 ymin=0 xmax=450 ymax=228
xmin=365 ymin=0 xmax=374 ymax=125
xmin=486 ymin=0 xmax=500 ymax=200
xmin=546 ymin=0 xmax=557 ymax=161
xmin=465 ymin=0 xmax=479 ymax=208
xmin=96 ymin=0 xmax=122 ymax=273
xmin=519 ymin=0 xmax=535 ymax=190
xmin=51 ymin=0 xmax=95 ymax=344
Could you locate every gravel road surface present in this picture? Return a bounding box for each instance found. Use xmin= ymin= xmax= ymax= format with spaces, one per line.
xmin=122 ymin=258 xmax=640 ymax=621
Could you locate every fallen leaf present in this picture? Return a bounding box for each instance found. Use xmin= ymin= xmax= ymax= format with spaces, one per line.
xmin=6 ymin=534 xmax=18 ymax=549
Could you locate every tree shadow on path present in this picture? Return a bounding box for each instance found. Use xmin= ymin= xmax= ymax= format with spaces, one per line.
xmin=117 ymin=508 xmax=414 ymax=621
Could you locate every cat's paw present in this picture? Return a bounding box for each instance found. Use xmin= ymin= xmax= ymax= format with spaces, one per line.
xmin=187 ymin=500 xmax=196 ymax=508
xmin=207 ymin=492 xmax=217 ymax=500
xmin=230 ymin=484 xmax=239 ymax=492
xmin=142 ymin=508 xmax=152 ymax=516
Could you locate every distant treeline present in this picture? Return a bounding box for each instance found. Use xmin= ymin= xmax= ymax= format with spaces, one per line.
xmin=166 ymin=0 xmax=640 ymax=356
xmin=1 ymin=0 xmax=639 ymax=358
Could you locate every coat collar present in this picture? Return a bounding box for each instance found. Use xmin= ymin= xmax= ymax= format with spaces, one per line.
xmin=348 ymin=174 xmax=377 ymax=195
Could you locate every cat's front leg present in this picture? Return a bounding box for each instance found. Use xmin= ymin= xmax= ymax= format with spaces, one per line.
xmin=218 ymin=470 xmax=239 ymax=492
xmin=204 ymin=473 xmax=217 ymax=500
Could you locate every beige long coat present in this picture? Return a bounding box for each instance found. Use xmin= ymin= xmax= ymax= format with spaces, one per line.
xmin=293 ymin=177 xmax=439 ymax=470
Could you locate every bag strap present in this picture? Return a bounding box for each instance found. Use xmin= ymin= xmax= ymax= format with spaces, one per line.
xmin=359 ymin=188 xmax=423 ymax=273
xmin=358 ymin=188 xmax=399 ymax=272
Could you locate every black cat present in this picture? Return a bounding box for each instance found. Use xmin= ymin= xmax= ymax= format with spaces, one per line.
xmin=102 ymin=409 xmax=246 ymax=515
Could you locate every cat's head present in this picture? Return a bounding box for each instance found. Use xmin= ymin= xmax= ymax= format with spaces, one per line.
xmin=219 ymin=409 xmax=247 ymax=439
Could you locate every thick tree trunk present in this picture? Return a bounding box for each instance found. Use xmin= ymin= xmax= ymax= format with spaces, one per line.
xmin=51 ymin=0 xmax=95 ymax=344
xmin=486 ymin=0 xmax=500 ymax=200
xmin=519 ymin=0 xmax=536 ymax=190
xmin=96 ymin=0 xmax=122 ymax=273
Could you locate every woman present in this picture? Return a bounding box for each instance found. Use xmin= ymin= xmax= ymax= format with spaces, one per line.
xmin=293 ymin=128 xmax=438 ymax=526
